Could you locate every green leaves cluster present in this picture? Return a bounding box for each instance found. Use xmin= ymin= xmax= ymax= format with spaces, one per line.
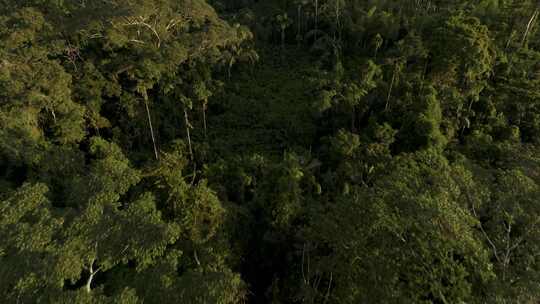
xmin=2 ymin=0 xmax=540 ymax=303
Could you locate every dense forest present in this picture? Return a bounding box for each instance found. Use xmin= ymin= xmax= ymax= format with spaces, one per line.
xmin=1 ymin=0 xmax=540 ymax=303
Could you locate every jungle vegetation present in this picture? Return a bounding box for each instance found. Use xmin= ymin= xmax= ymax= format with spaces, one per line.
xmin=1 ymin=0 xmax=540 ymax=303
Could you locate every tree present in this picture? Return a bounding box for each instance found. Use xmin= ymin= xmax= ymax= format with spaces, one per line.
xmin=458 ymin=167 xmax=540 ymax=303
xmin=305 ymin=150 xmax=492 ymax=303
xmin=0 ymin=7 xmax=86 ymax=166
xmin=0 ymin=183 xmax=61 ymax=302
xmin=397 ymin=85 xmax=447 ymax=151
xmin=0 ymin=138 xmax=182 ymax=301
xmin=312 ymin=59 xmax=381 ymax=132
xmin=428 ymin=15 xmax=496 ymax=138
xmin=2 ymin=1 xmax=540 ymax=303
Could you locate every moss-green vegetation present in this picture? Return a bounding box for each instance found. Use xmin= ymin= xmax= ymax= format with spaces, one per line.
xmin=2 ymin=0 xmax=540 ymax=303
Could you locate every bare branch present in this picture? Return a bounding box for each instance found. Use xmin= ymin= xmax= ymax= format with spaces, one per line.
xmin=122 ymin=16 xmax=162 ymax=48
xmin=323 ymin=272 xmax=333 ymax=304
xmin=470 ymin=201 xmax=501 ymax=263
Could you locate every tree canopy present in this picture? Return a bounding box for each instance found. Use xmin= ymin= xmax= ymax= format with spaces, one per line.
xmin=2 ymin=0 xmax=540 ymax=303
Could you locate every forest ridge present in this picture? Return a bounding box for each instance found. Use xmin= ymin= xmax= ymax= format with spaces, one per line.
xmin=1 ymin=0 xmax=540 ymax=303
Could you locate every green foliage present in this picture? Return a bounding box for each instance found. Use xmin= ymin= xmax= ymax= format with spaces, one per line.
xmin=151 ymin=145 xmax=225 ymax=243
xmin=398 ymin=85 xmax=447 ymax=151
xmin=0 ymin=183 xmax=61 ymax=302
xmin=306 ymin=151 xmax=492 ymax=303
xmin=2 ymin=0 xmax=540 ymax=303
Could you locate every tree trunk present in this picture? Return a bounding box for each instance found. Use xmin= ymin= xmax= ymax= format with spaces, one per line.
xmin=144 ymin=96 xmax=159 ymax=160
xmin=202 ymin=102 xmax=207 ymax=139
xmin=85 ymin=259 xmax=99 ymax=293
xmin=86 ymin=272 xmax=95 ymax=293
xmin=351 ymin=106 xmax=356 ymax=133
xmin=335 ymin=0 xmax=340 ymax=40
xmin=420 ymin=60 xmax=428 ymax=92
xmin=385 ymin=64 xmax=397 ymax=111
xmin=521 ymin=8 xmax=539 ymax=47
xmin=228 ymin=57 xmax=234 ymax=79
xmin=194 ymin=249 xmax=201 ymax=267
xmin=314 ymin=0 xmax=319 ymax=42
xmin=297 ymin=4 xmax=302 ymax=47
xmin=184 ymin=108 xmax=193 ymax=160
xmin=50 ymin=108 xmax=57 ymax=124
xmin=505 ymin=29 xmax=515 ymax=50
xmin=281 ymin=27 xmax=286 ymax=49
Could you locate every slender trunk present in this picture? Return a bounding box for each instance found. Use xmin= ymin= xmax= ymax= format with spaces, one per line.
xmin=351 ymin=106 xmax=356 ymax=132
xmin=281 ymin=27 xmax=286 ymax=49
xmin=301 ymin=243 xmax=308 ymax=285
xmin=420 ymin=60 xmax=428 ymax=92
xmin=335 ymin=0 xmax=340 ymax=40
xmin=202 ymin=102 xmax=207 ymax=139
xmin=90 ymin=113 xmax=100 ymax=137
xmin=315 ymin=0 xmax=319 ymax=42
xmin=521 ymin=8 xmax=539 ymax=47
xmin=505 ymin=28 xmax=515 ymax=50
xmin=297 ymin=5 xmax=302 ymax=47
xmin=85 ymin=259 xmax=99 ymax=293
xmin=194 ymin=249 xmax=201 ymax=267
xmin=385 ymin=64 xmax=397 ymax=111
xmin=144 ymin=97 xmax=159 ymax=160
xmin=362 ymin=36 xmax=367 ymax=50
xmin=86 ymin=272 xmax=95 ymax=293
xmin=502 ymin=221 xmax=513 ymax=282
xmin=467 ymin=97 xmax=474 ymax=113
xmin=323 ymin=272 xmax=333 ymax=304
xmin=184 ymin=108 xmax=193 ymax=160
xmin=50 ymin=108 xmax=57 ymax=124
xmin=228 ymin=57 xmax=233 ymax=79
